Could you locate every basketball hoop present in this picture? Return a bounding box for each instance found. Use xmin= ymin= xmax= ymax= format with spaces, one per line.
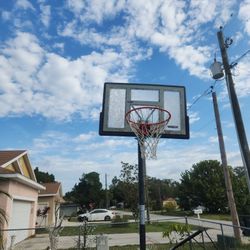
xmin=125 ymin=106 xmax=171 ymax=159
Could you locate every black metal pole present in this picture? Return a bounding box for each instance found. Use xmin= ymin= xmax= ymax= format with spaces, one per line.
xmin=217 ymin=29 xmax=250 ymax=189
xmin=138 ymin=141 xmax=146 ymax=250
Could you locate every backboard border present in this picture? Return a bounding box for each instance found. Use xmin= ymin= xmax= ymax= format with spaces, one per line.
xmin=99 ymin=82 xmax=190 ymax=139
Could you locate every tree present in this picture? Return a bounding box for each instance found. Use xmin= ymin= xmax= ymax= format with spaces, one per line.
xmin=147 ymin=177 xmax=179 ymax=210
xmin=110 ymin=163 xmax=180 ymax=212
xmin=178 ymin=160 xmax=228 ymax=213
xmin=64 ymin=172 xmax=103 ymax=208
xmin=34 ymin=167 xmax=55 ymax=183
xmin=232 ymin=166 xmax=250 ymax=214
xmin=110 ymin=162 xmax=138 ymax=211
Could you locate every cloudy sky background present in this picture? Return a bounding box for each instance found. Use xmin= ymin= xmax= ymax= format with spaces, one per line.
xmin=0 ymin=0 xmax=250 ymax=193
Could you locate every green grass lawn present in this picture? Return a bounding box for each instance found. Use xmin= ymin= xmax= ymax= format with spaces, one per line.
xmin=60 ymin=221 xmax=197 ymax=236
xmin=198 ymin=213 xmax=231 ymax=221
xmin=155 ymin=210 xmax=232 ymax=221
xmin=36 ymin=221 xmax=199 ymax=236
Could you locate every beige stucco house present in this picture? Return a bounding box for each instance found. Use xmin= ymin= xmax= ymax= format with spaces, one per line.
xmin=37 ymin=182 xmax=64 ymax=226
xmin=0 ymin=150 xmax=45 ymax=248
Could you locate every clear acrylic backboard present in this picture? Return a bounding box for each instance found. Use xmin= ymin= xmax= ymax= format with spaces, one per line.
xmin=99 ymin=82 xmax=189 ymax=139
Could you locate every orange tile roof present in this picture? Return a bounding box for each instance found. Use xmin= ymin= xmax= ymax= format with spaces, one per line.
xmin=0 ymin=150 xmax=26 ymax=166
xmin=39 ymin=182 xmax=61 ymax=195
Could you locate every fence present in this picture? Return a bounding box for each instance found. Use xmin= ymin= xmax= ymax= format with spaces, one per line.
xmin=1 ymin=216 xmax=250 ymax=249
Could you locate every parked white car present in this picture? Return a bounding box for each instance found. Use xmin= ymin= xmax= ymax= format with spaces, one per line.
xmin=77 ymin=209 xmax=116 ymax=222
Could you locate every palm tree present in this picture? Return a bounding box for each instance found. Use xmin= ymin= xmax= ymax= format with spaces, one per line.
xmin=0 ymin=190 xmax=12 ymax=250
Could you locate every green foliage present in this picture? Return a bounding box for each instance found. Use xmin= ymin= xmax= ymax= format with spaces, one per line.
xmin=109 ymin=162 xmax=179 ymax=212
xmin=46 ymin=221 xmax=197 ymax=236
xmin=111 ymin=215 xmax=129 ymax=227
xmin=231 ymin=166 xmax=250 ymax=214
xmin=34 ymin=167 xmax=55 ymax=183
xmin=110 ymin=162 xmax=138 ymax=212
xmin=162 ymin=223 xmax=191 ymax=244
xmin=177 ymin=160 xmax=228 ymax=213
xmin=77 ymin=221 xmax=96 ymax=250
xmin=163 ymin=199 xmax=178 ymax=212
xmin=147 ymin=177 xmax=179 ymax=211
xmin=64 ymin=172 xmax=103 ymax=208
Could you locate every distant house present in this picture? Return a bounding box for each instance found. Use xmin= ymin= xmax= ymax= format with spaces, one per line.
xmin=60 ymin=203 xmax=82 ymax=217
xmin=162 ymin=198 xmax=178 ymax=210
xmin=0 ymin=150 xmax=45 ymax=248
xmin=37 ymin=182 xmax=64 ymax=226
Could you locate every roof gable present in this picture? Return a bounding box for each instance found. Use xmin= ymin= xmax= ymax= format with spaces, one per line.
xmin=0 ymin=150 xmax=26 ymax=166
xmin=0 ymin=150 xmax=45 ymax=191
xmin=0 ymin=150 xmax=37 ymax=182
xmin=39 ymin=182 xmax=62 ymax=197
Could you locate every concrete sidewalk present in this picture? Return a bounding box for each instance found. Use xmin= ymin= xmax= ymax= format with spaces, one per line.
xmin=13 ymin=232 xmax=166 ymax=250
xmin=13 ymin=229 xmax=228 ymax=250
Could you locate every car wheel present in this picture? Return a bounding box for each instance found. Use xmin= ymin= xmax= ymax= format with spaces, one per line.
xmin=104 ymin=216 xmax=111 ymax=221
xmin=78 ymin=217 xmax=84 ymax=222
xmin=82 ymin=216 xmax=88 ymax=221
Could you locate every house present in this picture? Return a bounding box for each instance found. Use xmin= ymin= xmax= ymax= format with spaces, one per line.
xmin=0 ymin=150 xmax=45 ymax=248
xmin=162 ymin=197 xmax=178 ymax=210
xmin=60 ymin=203 xmax=82 ymax=217
xmin=37 ymin=182 xmax=64 ymax=226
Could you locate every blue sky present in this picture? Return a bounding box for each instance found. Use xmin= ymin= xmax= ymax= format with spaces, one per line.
xmin=0 ymin=0 xmax=250 ymax=193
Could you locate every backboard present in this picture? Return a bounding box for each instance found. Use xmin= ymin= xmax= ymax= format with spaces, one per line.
xmin=99 ymin=82 xmax=189 ymax=139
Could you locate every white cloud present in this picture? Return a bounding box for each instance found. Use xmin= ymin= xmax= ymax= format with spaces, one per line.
xmin=233 ymin=61 xmax=250 ymax=97
xmin=208 ymin=136 xmax=219 ymax=143
xmin=73 ymin=132 xmax=97 ymax=142
xmin=1 ymin=11 xmax=11 ymax=21
xmin=53 ymin=43 xmax=65 ymax=52
xmin=28 ymin=125 xmax=244 ymax=192
xmin=189 ymin=0 xmax=217 ymax=27
xmin=238 ymin=0 xmax=250 ymax=35
xmin=147 ymin=143 xmax=221 ymax=181
xmin=169 ymin=45 xmax=210 ymax=77
xmin=67 ymin=0 xmax=125 ymax=24
xmin=188 ymin=111 xmax=200 ymax=124
xmin=0 ymin=32 xmax=134 ymax=120
xmin=40 ymin=4 xmax=51 ymax=28
xmin=59 ymin=0 xmax=239 ymax=80
xmin=190 ymin=131 xmax=207 ymax=139
xmin=16 ymin=0 xmax=35 ymax=11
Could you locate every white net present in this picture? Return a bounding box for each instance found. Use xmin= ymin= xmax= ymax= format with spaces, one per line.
xmin=126 ymin=106 xmax=171 ymax=159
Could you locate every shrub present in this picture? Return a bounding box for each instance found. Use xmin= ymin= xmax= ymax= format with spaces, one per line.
xmin=163 ymin=199 xmax=178 ymax=212
xmin=111 ymin=215 xmax=129 ymax=228
xmin=162 ymin=223 xmax=191 ymax=244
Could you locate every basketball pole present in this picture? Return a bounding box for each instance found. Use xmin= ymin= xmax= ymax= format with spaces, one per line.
xmin=138 ymin=141 xmax=146 ymax=250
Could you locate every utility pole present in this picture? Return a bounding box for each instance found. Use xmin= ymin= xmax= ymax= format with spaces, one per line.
xmin=212 ymin=89 xmax=241 ymax=240
xmin=217 ymin=28 xmax=250 ymax=189
xmin=105 ymin=173 xmax=109 ymax=209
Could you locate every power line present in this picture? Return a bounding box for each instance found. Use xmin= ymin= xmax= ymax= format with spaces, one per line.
xmin=230 ymin=49 xmax=250 ymax=68
xmin=187 ymin=81 xmax=217 ymax=111
xmin=189 ymin=81 xmax=227 ymax=134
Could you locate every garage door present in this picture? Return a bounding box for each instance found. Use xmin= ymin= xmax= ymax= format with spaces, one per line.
xmin=8 ymin=200 xmax=32 ymax=245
